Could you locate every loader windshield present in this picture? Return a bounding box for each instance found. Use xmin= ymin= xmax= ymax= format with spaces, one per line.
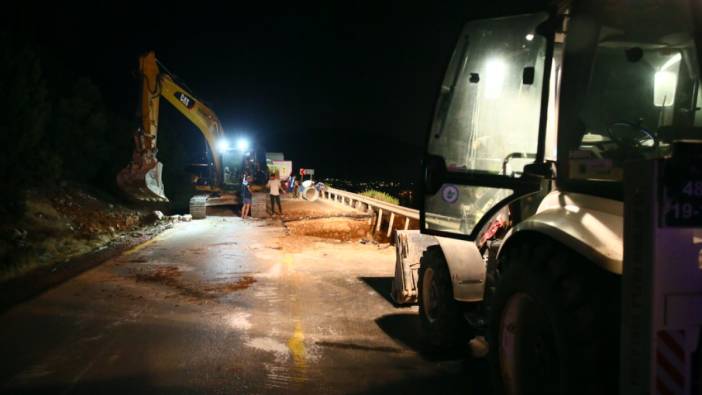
xmin=422 ymin=13 xmax=549 ymax=236
xmin=427 ymin=14 xmax=548 ymax=176
xmin=563 ymin=0 xmax=702 ymax=185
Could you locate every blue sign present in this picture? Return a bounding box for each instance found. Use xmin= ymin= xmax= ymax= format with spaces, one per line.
xmin=440 ymin=184 xmax=459 ymax=204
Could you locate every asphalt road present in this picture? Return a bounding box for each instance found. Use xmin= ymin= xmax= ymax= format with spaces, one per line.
xmin=0 ymin=214 xmax=489 ymax=394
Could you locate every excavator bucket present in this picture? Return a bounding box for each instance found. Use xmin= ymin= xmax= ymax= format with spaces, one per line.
xmin=116 ymin=161 xmax=168 ymax=202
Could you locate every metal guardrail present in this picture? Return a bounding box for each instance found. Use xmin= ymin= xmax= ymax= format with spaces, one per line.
xmin=322 ymin=187 xmax=465 ymax=237
xmin=323 ymin=187 xmax=419 ymax=237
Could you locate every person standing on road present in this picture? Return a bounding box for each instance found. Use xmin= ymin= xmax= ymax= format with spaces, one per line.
xmin=267 ymin=173 xmax=284 ymax=215
xmin=241 ymin=176 xmax=253 ymax=219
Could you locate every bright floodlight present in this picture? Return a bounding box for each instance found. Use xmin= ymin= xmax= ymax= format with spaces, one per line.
xmin=236 ymin=138 xmax=250 ymax=152
xmin=525 ymin=33 xmax=535 ymax=41
xmin=217 ymin=139 xmax=230 ymax=153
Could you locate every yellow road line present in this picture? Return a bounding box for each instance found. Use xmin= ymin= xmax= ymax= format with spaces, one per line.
xmin=123 ymin=237 xmax=159 ymax=256
xmin=123 ymin=226 xmax=177 ymax=256
xmin=288 ymin=320 xmax=306 ymax=370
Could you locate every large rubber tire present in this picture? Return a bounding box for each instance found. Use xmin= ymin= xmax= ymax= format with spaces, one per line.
xmin=417 ymin=246 xmax=469 ymax=351
xmin=488 ymin=239 xmax=620 ymax=395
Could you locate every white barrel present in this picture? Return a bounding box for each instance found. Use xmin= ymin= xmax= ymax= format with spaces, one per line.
xmin=302 ymin=187 xmax=319 ymax=202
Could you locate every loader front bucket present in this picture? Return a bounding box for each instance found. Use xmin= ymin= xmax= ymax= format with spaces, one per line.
xmin=116 ymin=161 xmax=169 ymax=202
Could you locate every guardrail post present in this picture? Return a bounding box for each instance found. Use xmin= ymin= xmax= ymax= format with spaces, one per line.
xmin=323 ymin=188 xmax=420 ymax=232
xmin=386 ymin=213 xmax=395 ymax=238
xmin=375 ymin=208 xmax=383 ymax=233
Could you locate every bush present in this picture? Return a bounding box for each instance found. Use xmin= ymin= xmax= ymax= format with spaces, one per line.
xmin=360 ymin=190 xmax=399 ymax=205
xmin=0 ymin=33 xmax=57 ymax=220
xmin=50 ymin=77 xmax=110 ymax=183
xmin=0 ymin=35 xmax=138 ymax=220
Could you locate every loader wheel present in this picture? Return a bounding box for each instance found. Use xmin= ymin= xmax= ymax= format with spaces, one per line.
xmin=488 ymin=240 xmax=620 ymax=395
xmin=418 ymin=246 xmax=469 ymax=351
xmin=189 ymin=196 xmax=207 ymax=220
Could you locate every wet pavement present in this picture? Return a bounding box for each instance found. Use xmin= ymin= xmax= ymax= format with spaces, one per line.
xmin=0 ymin=213 xmax=489 ymax=394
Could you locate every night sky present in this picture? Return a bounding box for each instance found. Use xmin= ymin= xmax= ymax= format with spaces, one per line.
xmin=8 ymin=1 xmax=545 ymax=181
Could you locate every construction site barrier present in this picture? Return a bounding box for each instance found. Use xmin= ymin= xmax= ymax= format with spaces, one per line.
xmin=322 ymin=187 xmax=419 ymax=238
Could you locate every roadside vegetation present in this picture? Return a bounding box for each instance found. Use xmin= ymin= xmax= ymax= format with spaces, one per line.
xmin=0 ymin=33 xmax=189 ymax=280
xmin=360 ymin=190 xmax=400 ymax=205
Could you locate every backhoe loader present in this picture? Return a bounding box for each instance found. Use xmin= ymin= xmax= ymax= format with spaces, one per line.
xmin=410 ymin=1 xmax=702 ymax=393
xmin=117 ymin=52 xmax=259 ymax=218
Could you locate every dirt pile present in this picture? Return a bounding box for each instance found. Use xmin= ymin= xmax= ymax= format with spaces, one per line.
xmin=0 ymin=183 xmax=158 ymax=281
xmin=285 ymin=217 xmax=371 ymax=241
xmin=272 ymin=198 xmax=375 ymax=241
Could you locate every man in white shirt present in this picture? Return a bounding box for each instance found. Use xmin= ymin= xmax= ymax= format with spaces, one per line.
xmin=267 ymin=173 xmax=284 ymax=215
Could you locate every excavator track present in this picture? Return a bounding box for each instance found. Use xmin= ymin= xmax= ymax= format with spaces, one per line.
xmin=189 ymin=195 xmax=208 ymax=219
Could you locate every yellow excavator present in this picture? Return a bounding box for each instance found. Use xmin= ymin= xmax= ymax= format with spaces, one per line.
xmin=117 ymin=51 xmax=257 ymax=218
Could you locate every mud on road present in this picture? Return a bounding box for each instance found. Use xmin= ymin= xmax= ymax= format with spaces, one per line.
xmin=0 ymin=206 xmax=490 ymax=394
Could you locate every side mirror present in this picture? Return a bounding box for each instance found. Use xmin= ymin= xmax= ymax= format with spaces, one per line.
xmin=522 ymin=67 xmax=535 ymax=85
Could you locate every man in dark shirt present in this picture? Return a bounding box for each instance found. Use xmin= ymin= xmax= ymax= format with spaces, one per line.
xmin=241 ymin=176 xmax=253 ymax=219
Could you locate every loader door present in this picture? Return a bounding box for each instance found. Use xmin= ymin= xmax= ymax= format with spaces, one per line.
xmin=421 ymin=13 xmax=554 ymax=240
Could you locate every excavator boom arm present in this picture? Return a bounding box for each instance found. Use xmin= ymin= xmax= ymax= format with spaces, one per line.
xmin=117 ymin=51 xmax=225 ymax=202
xmin=158 ymin=74 xmax=224 ymax=184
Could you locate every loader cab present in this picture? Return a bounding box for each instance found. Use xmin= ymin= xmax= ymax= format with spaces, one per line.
xmin=558 ymin=0 xmax=702 ymax=199
xmin=421 ymin=0 xmax=702 ymax=241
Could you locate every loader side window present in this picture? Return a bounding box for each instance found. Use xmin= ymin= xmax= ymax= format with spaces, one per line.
xmin=428 ymin=14 xmax=547 ymax=176
xmin=560 ymin=0 xmax=702 ymax=192
xmin=423 ymin=13 xmax=549 ymax=237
